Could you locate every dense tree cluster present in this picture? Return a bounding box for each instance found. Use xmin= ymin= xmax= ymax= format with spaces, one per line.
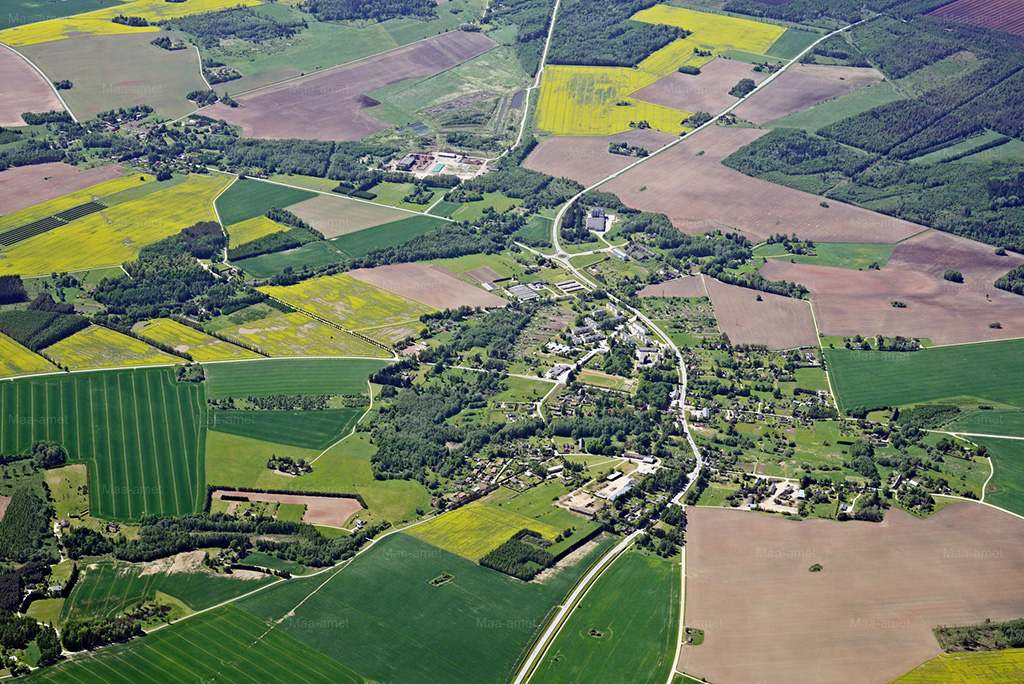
xmin=0 ymin=310 xmax=88 ymax=351
xmin=547 ymin=0 xmax=685 ymax=68
xmin=458 ymin=140 xmax=584 ymax=211
xmin=478 ymin=530 xmax=554 ymax=580
xmin=62 ymin=617 xmax=144 ymax=652
xmin=722 ymin=0 xmax=949 ymax=25
xmin=0 ymin=486 xmax=56 ymax=563
xmin=483 ymin=0 xmax=555 ymax=75
xmin=995 ymin=264 xmax=1024 ymax=295
xmin=166 ymin=7 xmax=306 ymax=47
xmin=0 ymin=276 xmax=27 ymax=305
xmin=357 ymin=211 xmax=525 ymax=268
xmin=301 ymin=0 xmax=436 ymax=22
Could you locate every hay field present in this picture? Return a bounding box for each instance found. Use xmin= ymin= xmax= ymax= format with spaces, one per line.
xmin=631 ymin=5 xmax=785 ymax=54
xmin=0 ymin=332 xmax=56 ymax=378
xmin=679 ymin=504 xmax=1024 ymax=684
xmin=45 ymin=325 xmax=179 ymax=370
xmin=0 ymin=173 xmax=230 ymax=276
xmin=0 ymin=163 xmax=125 ymax=217
xmin=220 ymin=312 xmax=390 ymax=358
xmin=0 ymin=45 xmax=63 ymax=126
xmin=133 ymin=319 xmax=260 ymax=362
xmin=407 ymin=504 xmax=562 ymax=560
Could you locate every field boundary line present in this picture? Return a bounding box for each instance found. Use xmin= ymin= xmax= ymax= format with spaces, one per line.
xmin=0 ymin=42 xmax=78 ymax=123
xmin=210 ymin=174 xmax=237 ymax=263
xmin=932 ymin=494 xmax=1024 ymax=523
xmin=309 ymin=380 xmax=375 ymax=465
xmin=667 ymin=534 xmax=688 ymax=684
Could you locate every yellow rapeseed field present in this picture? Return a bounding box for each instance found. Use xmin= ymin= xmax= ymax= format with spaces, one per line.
xmin=638 ymin=37 xmax=717 ymax=77
xmin=260 ymin=274 xmax=434 ymax=333
xmin=0 ymin=174 xmax=231 ymax=276
xmin=221 ymin=312 xmax=390 ymax=358
xmin=631 ymin=5 xmax=786 ymax=54
xmin=226 ymin=216 xmax=285 ymax=247
xmin=0 ymin=174 xmax=152 ymax=232
xmin=46 ymin=325 xmax=179 ymax=370
xmin=407 ymin=505 xmax=562 ymax=561
xmin=0 ymin=0 xmax=259 ymax=46
xmin=537 ymin=65 xmax=693 ymax=136
xmin=133 ymin=319 xmax=261 ymax=362
xmin=0 ymin=333 xmax=57 ymax=378
xmin=890 ymin=649 xmax=1024 ymax=684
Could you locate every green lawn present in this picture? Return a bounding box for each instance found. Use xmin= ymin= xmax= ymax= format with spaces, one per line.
xmin=216 ymin=178 xmax=315 ymax=226
xmin=234 ymin=241 xmax=346 ymax=279
xmin=330 ymin=215 xmax=446 ymax=258
xmin=754 ymin=241 xmax=895 ymax=270
xmin=530 ymin=550 xmax=679 ymax=684
xmin=971 ymin=437 xmax=1024 ymax=517
xmin=205 ymin=358 xmax=387 ymax=398
xmin=208 ymin=408 xmax=363 ymax=450
xmin=235 ymin=532 xmax=617 ymax=684
xmin=767 ymin=81 xmax=904 ymax=132
xmin=0 ymin=368 xmax=204 ymax=520
xmin=825 ymin=340 xmax=1024 ymax=412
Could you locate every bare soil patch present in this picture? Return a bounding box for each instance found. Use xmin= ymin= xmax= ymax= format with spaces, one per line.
xmin=928 ymin=0 xmax=1024 ymax=36
xmin=0 ymin=45 xmax=63 ymax=126
xmin=734 ymin=64 xmax=885 ymax=125
xmin=680 ymin=503 xmax=1024 ymax=684
xmin=0 ymin=496 xmax=11 ymax=523
xmin=760 ymin=230 xmax=1024 ymax=345
xmin=0 ymin=162 xmax=124 ymax=216
xmin=212 ymin=490 xmax=363 ymax=528
xmin=637 ymin=275 xmax=707 ymax=298
xmin=704 ymin=276 xmax=817 ymax=349
xmin=463 ymin=266 xmax=502 ymax=284
xmin=347 ymin=262 xmax=507 ymax=310
xmin=630 ymin=58 xmax=768 ymax=114
xmin=524 ymin=129 xmax=676 ymax=186
xmin=287 ymin=195 xmax=408 ymax=238
xmin=202 ymin=32 xmax=497 ymax=140
xmin=601 ymin=126 xmax=924 ymax=243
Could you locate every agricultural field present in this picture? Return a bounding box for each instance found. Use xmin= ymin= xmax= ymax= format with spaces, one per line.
xmin=0 ymin=173 xmax=231 ymax=276
xmin=0 ymin=46 xmax=63 ymax=127
xmin=330 ymin=215 xmax=447 ymax=259
xmin=0 ymin=332 xmax=56 ymax=378
xmin=234 ymin=241 xmax=347 ymax=279
xmin=631 ymin=5 xmax=786 ymax=55
xmin=215 ymin=178 xmax=315 ymax=227
xmin=20 ymin=32 xmax=208 ymax=119
xmin=0 ymin=368 xmax=205 ymax=519
xmin=133 ymin=319 xmax=260 ymax=362
xmin=44 ymin=325 xmax=179 ymax=370
xmin=945 ymin=409 xmax=1024 ymax=438
xmin=407 ymin=504 xmax=562 ymax=560
xmin=630 ymin=58 xmax=767 ymax=116
xmin=0 ymin=0 xmax=123 ymax=30
xmin=347 ymin=262 xmax=508 ymax=310
xmin=766 ymin=80 xmax=905 ymax=131
xmin=753 ymin=241 xmax=895 ymax=270
xmin=679 ymin=504 xmax=1024 ymax=684
xmin=0 ymin=163 xmax=127 ymax=217
xmin=204 ymin=358 xmax=385 ymax=398
xmin=890 ymin=648 xmax=1024 ymax=683
xmin=927 ymin=0 xmax=1024 ymax=36
xmin=734 ymin=64 xmax=886 ymax=125
xmin=524 ymin=130 xmax=676 ymax=184
xmin=219 ymin=312 xmax=390 ymax=358
xmin=0 ymin=173 xmax=151 ymax=233
xmin=210 ymin=490 xmax=362 ymax=528
xmin=225 ymin=215 xmax=285 ymax=246
xmin=970 ymin=437 xmax=1024 ymax=517
xmin=208 ymin=408 xmax=363 ymax=451
xmin=530 ymin=551 xmax=679 ymax=684
xmin=286 ymin=194 xmax=410 ymax=239
xmin=703 ymin=277 xmax=817 ymax=349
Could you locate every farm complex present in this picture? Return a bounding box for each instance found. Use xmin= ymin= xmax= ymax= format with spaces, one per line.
xmin=0 ymin=0 xmax=1023 ymax=681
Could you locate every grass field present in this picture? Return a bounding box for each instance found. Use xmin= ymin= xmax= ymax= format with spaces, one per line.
xmin=754 ymin=241 xmax=895 ymax=270
xmin=215 ymin=178 xmax=316 ymax=226
xmin=765 ymin=27 xmax=821 ymax=59
xmin=890 ymin=648 xmax=1024 ymax=683
xmin=0 ymin=332 xmax=56 ymax=378
xmin=25 ymin=604 xmax=364 ymax=684
xmin=205 ymin=358 xmax=386 ymax=398
xmin=407 ymin=504 xmax=562 ymax=560
xmin=260 ymin=273 xmax=434 ymax=333
xmin=330 ymin=215 xmax=446 ymax=259
xmin=530 ymin=550 xmax=679 ymax=684
xmin=234 ymin=241 xmax=346 ymax=278
xmin=0 ymin=368 xmax=205 ymax=519
xmin=235 ymin=532 xmax=617 ymax=684
xmin=44 ymin=463 xmax=89 ymax=521
xmin=768 ymin=81 xmax=904 ymax=131
xmin=45 ymin=326 xmax=180 ymax=370
xmin=971 ymin=437 xmax=1024 ymax=517
xmin=134 ymin=319 xmax=260 ymax=362
xmin=226 ymin=215 xmax=288 ymax=246
xmin=208 ymin=408 xmax=363 ymax=450
xmin=632 ymin=5 xmax=785 ymax=54
xmin=220 ymin=312 xmax=390 ymax=358
xmin=0 ymin=174 xmax=231 ymax=276
xmin=825 ymin=340 xmax=1024 ymax=412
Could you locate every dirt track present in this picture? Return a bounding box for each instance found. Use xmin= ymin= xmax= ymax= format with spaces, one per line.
xmin=680 ymin=503 xmax=1024 ymax=684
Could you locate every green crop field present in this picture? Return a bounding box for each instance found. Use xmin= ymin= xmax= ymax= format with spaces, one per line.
xmin=0 ymin=368 xmax=205 ymax=519
xmin=530 ymin=550 xmax=679 ymax=684
xmin=205 ymin=358 xmax=388 ymax=398
xmin=825 ymin=340 xmax=1024 ymax=412
xmin=970 ymin=437 xmax=1024 ymax=517
xmin=946 ymin=409 xmax=1024 ymax=438
xmin=407 ymin=504 xmax=562 ymax=560
xmin=330 ymin=215 xmax=446 ymax=259
xmin=766 ymin=27 xmax=821 ymax=60
xmin=215 ymin=178 xmax=316 ymax=226
xmin=234 ymin=240 xmax=347 ymax=279
xmin=889 ymin=648 xmax=1024 ymax=683
xmin=25 ymin=604 xmax=363 ymax=684
xmin=235 ymin=532 xmax=617 ymax=684
xmin=208 ymin=408 xmax=363 ymax=450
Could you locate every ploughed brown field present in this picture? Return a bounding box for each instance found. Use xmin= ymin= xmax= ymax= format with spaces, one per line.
xmin=212 ymin=490 xmax=363 ymax=528
xmin=286 ymin=195 xmax=409 ymax=238
xmin=0 ymin=162 xmax=124 ymax=215
xmin=347 ymin=262 xmax=507 ymax=310
xmin=202 ymin=32 xmax=497 ymax=140
xmin=0 ymin=45 xmax=63 ymax=126
xmin=928 ymin=0 xmax=1024 ymax=36
xmin=734 ymin=64 xmax=885 ymax=125
xmin=704 ymin=276 xmax=818 ymax=349
xmin=630 ymin=58 xmax=768 ymax=114
xmin=600 ymin=126 xmax=925 ymax=243
xmin=680 ymin=503 xmax=1024 ymax=684
xmin=760 ymin=230 xmax=1024 ymax=345
xmin=523 ymin=129 xmax=676 ymax=186
xmin=637 ymin=275 xmax=708 ymax=298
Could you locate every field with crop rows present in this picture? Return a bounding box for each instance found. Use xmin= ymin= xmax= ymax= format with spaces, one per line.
xmin=234 ymin=241 xmax=346 ymax=279
xmin=219 ymin=312 xmax=390 ymax=358
xmin=205 ymin=358 xmax=386 ymax=398
xmin=330 ymin=215 xmax=447 ymax=259
xmin=0 ymin=174 xmax=231 ymax=276
xmin=970 ymin=437 xmax=1024 ymax=517
xmin=215 ymin=178 xmax=315 ymax=226
xmin=45 ymin=326 xmax=179 ymax=370
xmin=0 ymin=332 xmax=56 ymax=378
xmin=890 ymin=648 xmax=1024 ymax=683
xmin=134 ymin=319 xmax=260 ymax=362
xmin=0 ymin=368 xmax=205 ymax=519
xmin=208 ymin=408 xmax=363 ymax=450
xmin=407 ymin=504 xmax=562 ymax=560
